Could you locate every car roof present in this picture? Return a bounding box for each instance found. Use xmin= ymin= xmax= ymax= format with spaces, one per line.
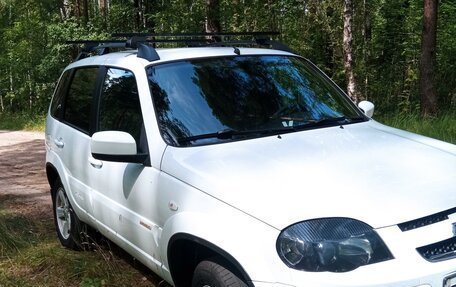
xmin=65 ymin=47 xmax=297 ymax=71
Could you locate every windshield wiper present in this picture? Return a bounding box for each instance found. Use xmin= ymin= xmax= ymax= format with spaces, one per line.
xmin=178 ymin=128 xmax=250 ymax=144
xmin=346 ymin=116 xmax=367 ymax=123
xmin=293 ymin=116 xmax=366 ymax=130
xmin=292 ymin=116 xmax=347 ymax=130
xmin=178 ymin=127 xmax=294 ymax=145
xmin=177 ymin=116 xmax=367 ymax=145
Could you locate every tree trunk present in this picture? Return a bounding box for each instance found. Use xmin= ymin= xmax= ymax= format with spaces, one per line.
xmin=362 ymin=0 xmax=372 ymax=100
xmin=205 ymin=0 xmax=221 ymax=33
xmin=75 ymin=0 xmax=81 ymax=19
xmin=98 ymin=0 xmax=109 ymax=28
xmin=8 ymin=3 xmax=13 ymax=111
xmin=60 ymin=0 xmax=72 ymax=19
xmin=8 ymin=66 xmax=13 ymax=110
xmin=134 ymin=0 xmax=145 ymax=31
xmin=419 ymin=0 xmax=438 ymax=117
xmin=99 ymin=0 xmax=108 ymax=17
xmin=82 ymin=0 xmax=89 ymax=25
xmin=343 ymin=0 xmax=359 ymax=103
xmin=144 ymin=0 xmax=154 ymax=31
xmin=28 ymin=72 xmax=32 ymax=110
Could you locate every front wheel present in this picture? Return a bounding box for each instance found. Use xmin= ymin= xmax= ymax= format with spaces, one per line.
xmin=192 ymin=259 xmax=248 ymax=287
xmin=52 ymin=179 xmax=86 ymax=250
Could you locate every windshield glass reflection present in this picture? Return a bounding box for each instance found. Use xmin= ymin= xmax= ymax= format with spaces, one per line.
xmin=147 ymin=55 xmax=363 ymax=146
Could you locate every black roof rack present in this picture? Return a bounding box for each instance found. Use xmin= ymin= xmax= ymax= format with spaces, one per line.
xmin=111 ymin=31 xmax=279 ymax=38
xmin=66 ymin=36 xmax=160 ymax=61
xmin=66 ymin=32 xmax=293 ymax=62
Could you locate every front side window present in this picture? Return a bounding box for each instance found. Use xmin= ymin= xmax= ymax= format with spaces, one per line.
xmin=98 ymin=68 xmax=145 ymax=152
xmin=64 ymin=67 xmax=99 ymax=133
xmin=147 ymin=55 xmax=365 ymax=146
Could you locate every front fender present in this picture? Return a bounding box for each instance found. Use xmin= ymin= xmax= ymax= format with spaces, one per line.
xmin=156 ymin=173 xmax=291 ymax=285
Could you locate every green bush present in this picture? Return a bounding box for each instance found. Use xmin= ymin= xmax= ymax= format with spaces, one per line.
xmin=0 ymin=112 xmax=45 ymax=131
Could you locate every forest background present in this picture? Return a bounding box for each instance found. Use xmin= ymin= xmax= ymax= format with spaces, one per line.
xmin=0 ymin=0 xmax=455 ymax=142
xmin=0 ymin=1 xmax=455 ymax=286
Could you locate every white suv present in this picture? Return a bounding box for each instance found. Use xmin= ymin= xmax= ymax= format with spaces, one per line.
xmin=45 ymin=33 xmax=456 ymax=287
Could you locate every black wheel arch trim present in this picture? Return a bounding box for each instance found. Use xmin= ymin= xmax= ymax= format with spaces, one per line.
xmin=46 ymin=162 xmax=60 ymax=188
xmin=167 ymin=233 xmax=254 ymax=287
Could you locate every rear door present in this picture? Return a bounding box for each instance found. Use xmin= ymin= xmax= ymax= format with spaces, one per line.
xmin=47 ymin=67 xmax=100 ymax=221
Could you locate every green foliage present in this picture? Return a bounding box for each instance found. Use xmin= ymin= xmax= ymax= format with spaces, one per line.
xmin=0 ymin=0 xmax=455 ymax=118
xmin=0 ymin=112 xmax=45 ymax=131
xmin=436 ymin=0 xmax=456 ymax=108
xmin=153 ymin=0 xmax=205 ymax=33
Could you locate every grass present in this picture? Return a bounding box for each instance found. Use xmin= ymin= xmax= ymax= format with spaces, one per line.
xmin=376 ymin=111 xmax=456 ymax=144
xmin=0 ymin=210 xmax=160 ymax=287
xmin=0 ymin=112 xmax=46 ymax=131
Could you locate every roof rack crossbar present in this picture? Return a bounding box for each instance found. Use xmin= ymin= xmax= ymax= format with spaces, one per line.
xmin=203 ymin=40 xmax=262 ymax=47
xmin=198 ymin=38 xmax=294 ymax=54
xmin=112 ymin=31 xmax=280 ymax=38
xmin=66 ymin=32 xmax=293 ymax=61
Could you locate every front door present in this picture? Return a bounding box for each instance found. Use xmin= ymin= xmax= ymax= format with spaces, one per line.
xmin=88 ymin=67 xmax=163 ymax=274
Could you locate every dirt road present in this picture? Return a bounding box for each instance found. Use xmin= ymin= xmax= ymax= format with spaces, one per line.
xmin=0 ymin=130 xmax=160 ymax=286
xmin=0 ymin=130 xmax=50 ymax=217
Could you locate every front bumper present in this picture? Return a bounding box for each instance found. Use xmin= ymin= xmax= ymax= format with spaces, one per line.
xmin=253 ymin=265 xmax=456 ymax=287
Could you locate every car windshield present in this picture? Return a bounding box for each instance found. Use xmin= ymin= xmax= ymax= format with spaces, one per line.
xmin=147 ymin=55 xmax=365 ymax=146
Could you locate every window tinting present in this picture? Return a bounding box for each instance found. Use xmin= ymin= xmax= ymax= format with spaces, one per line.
xmin=64 ymin=68 xmax=98 ymax=132
xmin=50 ymin=70 xmax=71 ymax=120
xmin=147 ymin=56 xmax=363 ymax=146
xmin=98 ymin=68 xmax=144 ymax=151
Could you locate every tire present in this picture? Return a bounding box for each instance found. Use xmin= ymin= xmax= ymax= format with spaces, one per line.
xmin=52 ymin=179 xmax=86 ymax=250
xmin=192 ymin=259 xmax=248 ymax=287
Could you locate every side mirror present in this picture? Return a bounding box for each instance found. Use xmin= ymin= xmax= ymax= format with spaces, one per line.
xmin=358 ymin=100 xmax=375 ymax=118
xmin=91 ymin=131 xmax=147 ymax=164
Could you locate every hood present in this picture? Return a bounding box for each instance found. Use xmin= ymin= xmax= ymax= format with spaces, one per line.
xmin=161 ymin=120 xmax=456 ymax=230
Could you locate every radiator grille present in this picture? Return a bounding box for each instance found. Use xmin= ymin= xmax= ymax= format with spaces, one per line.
xmin=398 ymin=207 xmax=456 ymax=232
xmin=416 ymin=236 xmax=456 ymax=262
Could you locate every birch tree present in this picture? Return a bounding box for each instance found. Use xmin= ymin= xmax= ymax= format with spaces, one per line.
xmin=343 ymin=0 xmax=359 ymax=102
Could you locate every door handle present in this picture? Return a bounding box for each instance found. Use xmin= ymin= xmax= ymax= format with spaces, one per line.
xmin=89 ymin=156 xmax=103 ymax=169
xmin=54 ymin=138 xmax=64 ymax=148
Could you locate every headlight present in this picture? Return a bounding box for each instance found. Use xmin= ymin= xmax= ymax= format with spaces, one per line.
xmin=276 ymin=218 xmax=394 ymax=272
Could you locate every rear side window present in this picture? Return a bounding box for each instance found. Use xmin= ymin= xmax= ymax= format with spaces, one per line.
xmin=50 ymin=70 xmax=71 ymax=120
xmin=64 ymin=67 xmax=99 ymax=133
xmin=98 ymin=68 xmax=145 ymax=151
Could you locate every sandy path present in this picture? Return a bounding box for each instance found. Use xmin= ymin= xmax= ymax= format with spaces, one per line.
xmin=0 ymin=130 xmax=51 ymax=216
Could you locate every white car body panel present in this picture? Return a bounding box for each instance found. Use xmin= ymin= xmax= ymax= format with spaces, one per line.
xmin=45 ymin=116 xmax=94 ymax=222
xmin=45 ymin=46 xmax=456 ymax=287
xmin=156 ymin=172 xmax=287 ymax=284
xmin=161 ymin=120 xmax=456 ymax=230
